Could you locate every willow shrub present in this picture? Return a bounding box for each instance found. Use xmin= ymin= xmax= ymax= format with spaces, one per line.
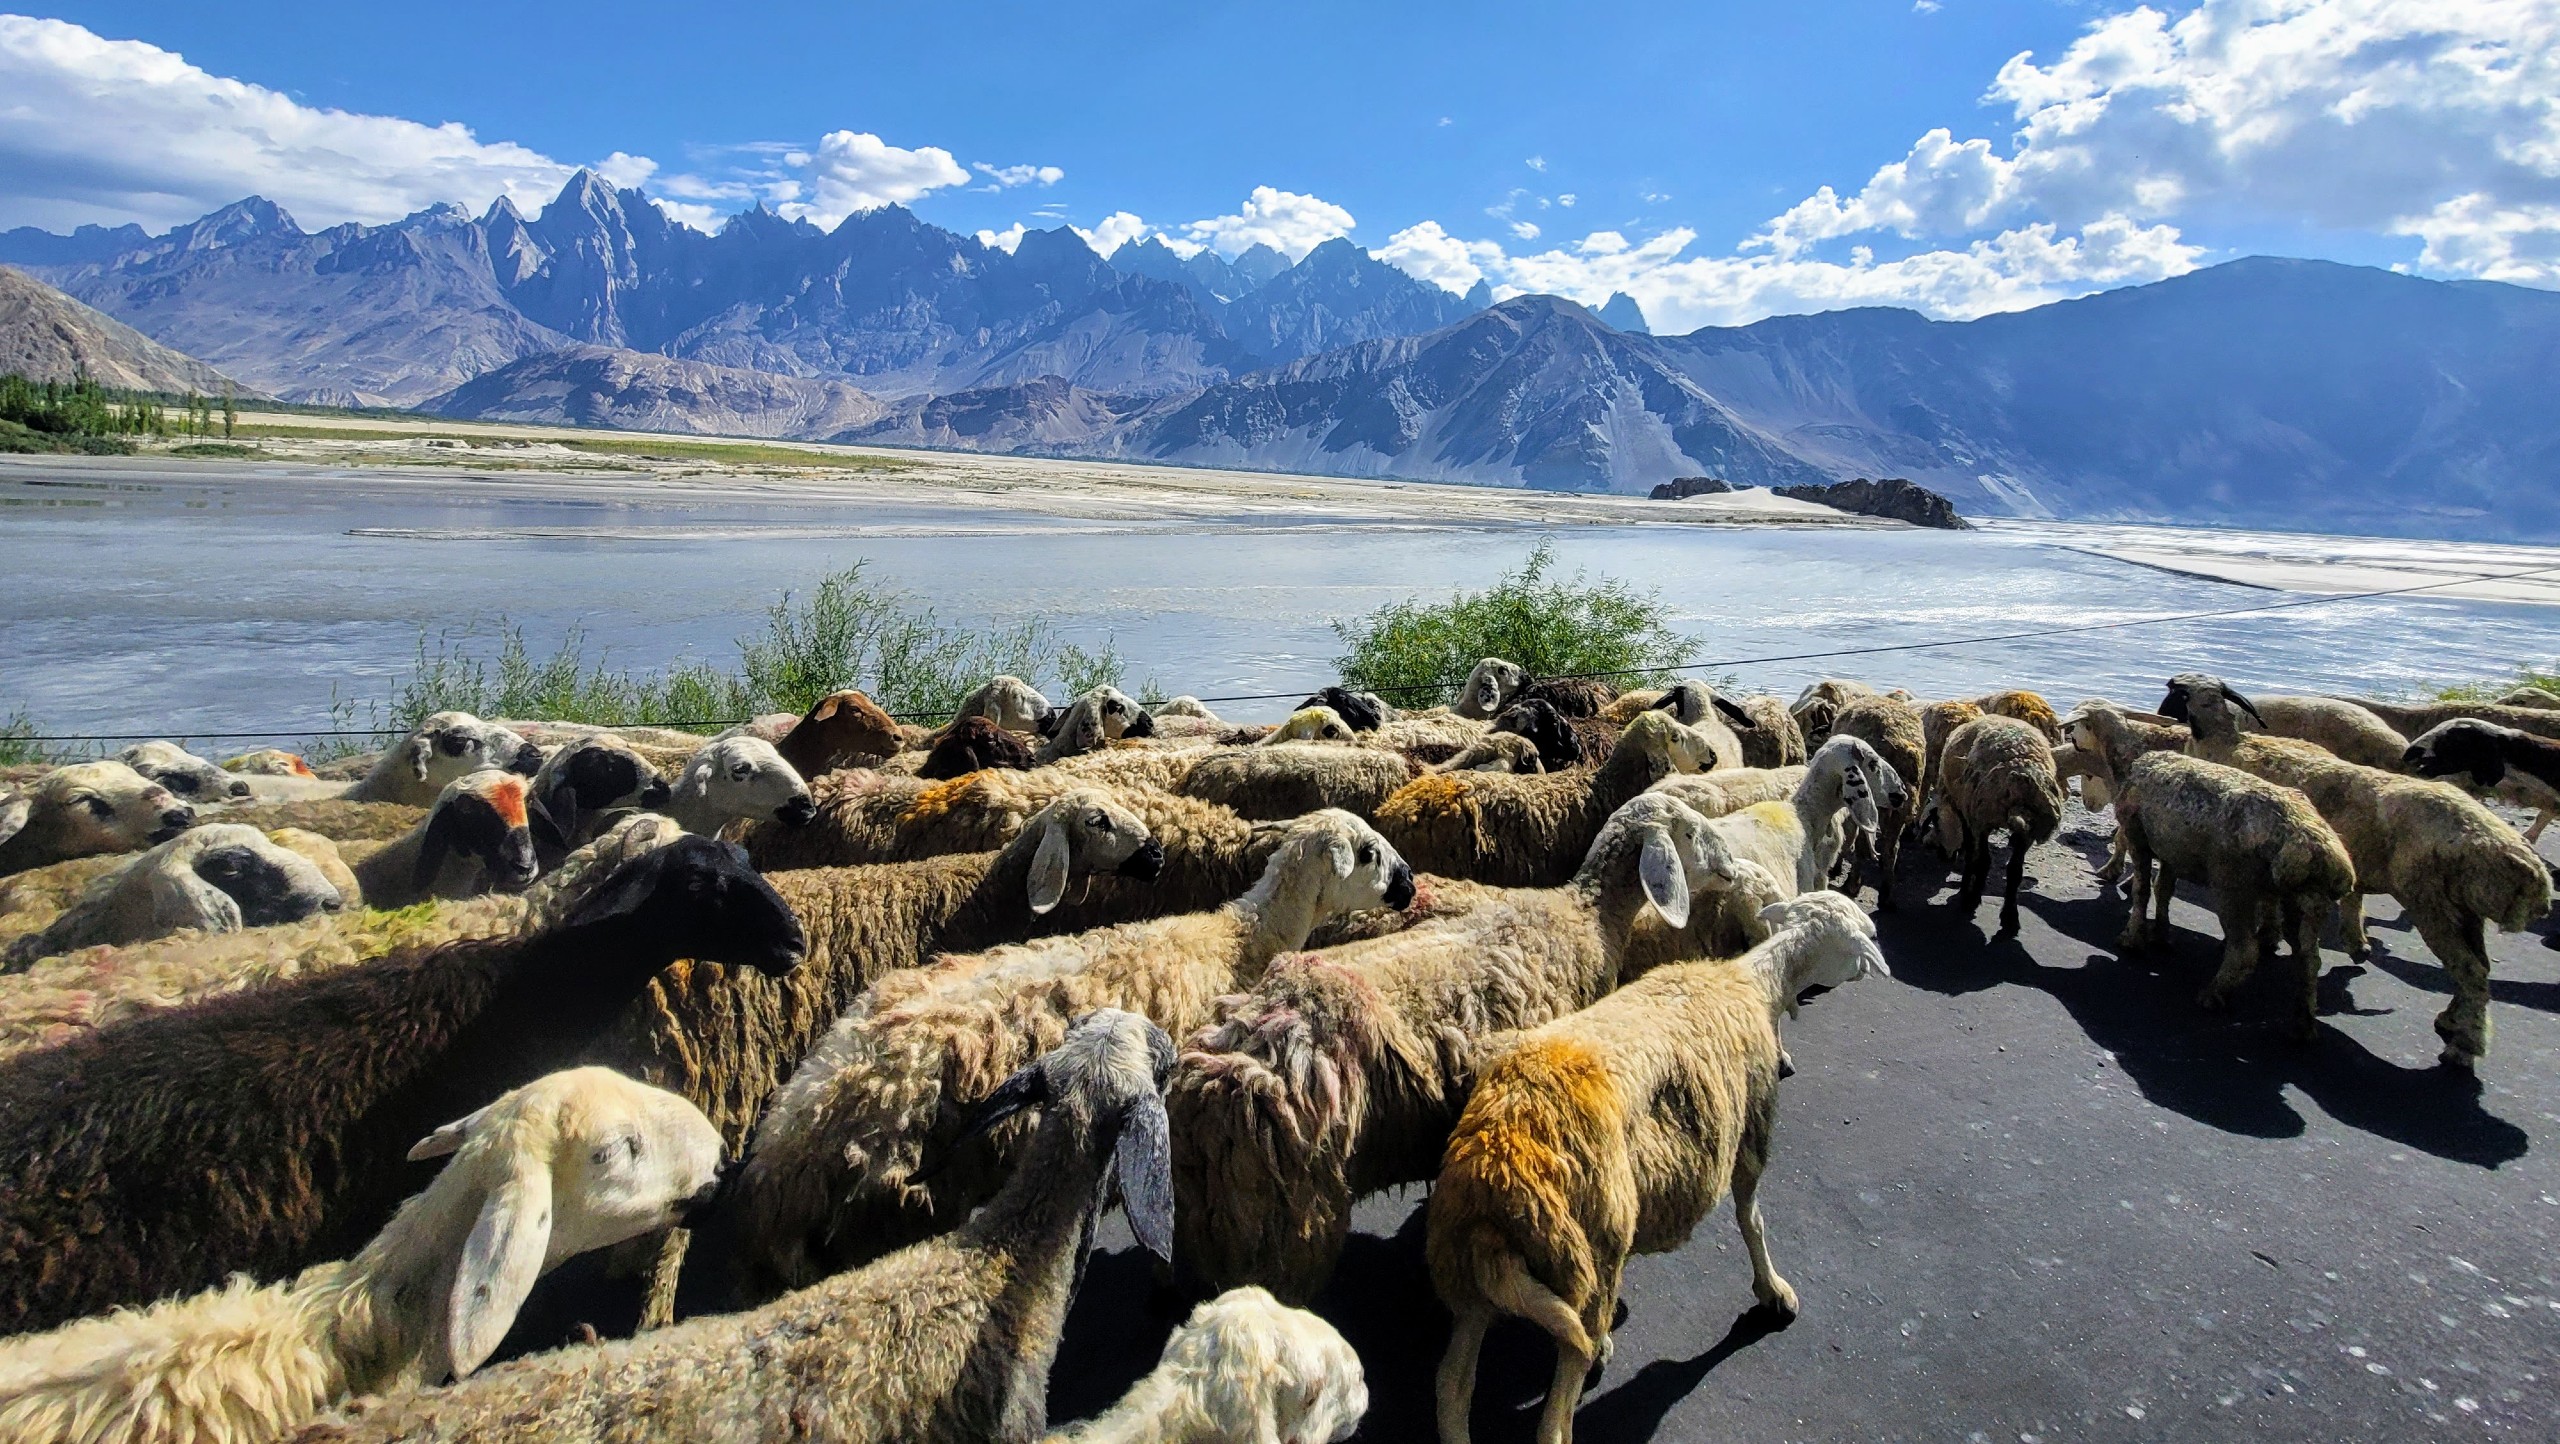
xmin=1331 ymin=542 xmax=1696 ymax=707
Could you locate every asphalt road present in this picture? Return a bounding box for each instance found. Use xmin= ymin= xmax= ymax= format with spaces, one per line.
xmin=1047 ymin=803 xmax=2560 ymax=1442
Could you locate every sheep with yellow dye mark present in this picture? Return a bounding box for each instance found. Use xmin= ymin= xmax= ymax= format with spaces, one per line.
xmin=1375 ymin=712 xmax=1713 ymax=889
xmin=1973 ymin=689 xmax=2061 ymax=742
xmin=1260 ymin=706 xmax=1358 ymax=746
xmin=729 ymin=811 xmax=1413 ymax=1297
xmin=1426 ymin=891 xmax=1887 ymax=1444
xmin=1167 ymin=792 xmax=1759 ymax=1303
xmin=0 ymin=1069 xmax=720 ymax=1444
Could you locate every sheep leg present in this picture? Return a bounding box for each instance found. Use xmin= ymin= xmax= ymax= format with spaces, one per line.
xmin=638 ymin=1227 xmax=688 ymax=1331
xmin=2197 ymin=889 xmax=2264 ymax=1012
xmin=1588 ymin=1255 xmax=1626 ymax=1370
xmin=1952 ymin=827 xmax=1984 ymax=914
xmin=1873 ymin=821 xmax=1902 ymax=912
xmin=2096 ymin=825 xmax=2126 ymax=889
xmin=2340 ymin=892 xmax=2372 ymax=960
xmin=1998 ymin=830 xmax=2028 ymax=936
xmin=2287 ymin=900 xmax=2325 ymax=1042
xmin=2116 ymin=844 xmax=2154 ymax=951
xmin=1734 ymin=1101 xmax=1798 ymax=1318
xmin=1533 ymin=1333 xmax=1596 ymax=1444
xmin=1435 ymin=1306 xmax=1494 ymax=1444
xmin=2151 ymin=864 xmax=2175 ymax=939
xmin=2526 ymin=808 xmax=2552 ymax=843
xmin=2408 ymin=907 xmax=2493 ymax=1069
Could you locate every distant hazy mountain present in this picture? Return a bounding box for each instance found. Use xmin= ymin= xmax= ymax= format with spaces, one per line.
xmin=0 ymin=265 xmax=246 ymax=394
xmin=2 ymin=174 xmax=1486 ymax=407
xmin=1597 ymin=292 xmax=1651 ymax=334
xmin=423 ymin=345 xmax=884 ymax=437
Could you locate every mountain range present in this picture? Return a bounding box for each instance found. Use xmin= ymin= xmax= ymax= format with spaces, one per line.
xmin=0 ymin=264 xmax=244 ymax=395
xmin=5 ymin=175 xmax=2556 ymax=540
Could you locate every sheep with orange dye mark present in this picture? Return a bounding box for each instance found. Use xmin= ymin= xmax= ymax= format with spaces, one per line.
xmin=1426 ymin=891 xmax=1888 ymax=1444
xmin=1374 ymin=712 xmax=1713 ymax=889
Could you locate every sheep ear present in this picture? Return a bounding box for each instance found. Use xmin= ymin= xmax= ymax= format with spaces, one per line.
xmin=1845 ymin=773 xmax=1882 ymax=835
xmin=560 ymin=846 xmax=675 ymax=931
xmin=407 ymin=1099 xmax=496 ymax=1161
xmin=1638 ymin=828 xmax=1691 ymax=930
xmin=0 ymin=795 xmax=30 ymax=849
xmin=406 ymin=735 xmax=435 ymax=782
xmin=1327 ymin=835 xmax=1358 ymax=880
xmin=152 ymin=863 xmax=244 ymax=933
xmin=447 ymin=1156 xmax=552 ymax=1379
xmin=1712 ymin=694 xmax=1758 ymax=729
xmin=535 ymin=782 xmax=576 ymax=852
xmin=807 ymin=695 xmax=843 ymax=724
xmin=1861 ymin=938 xmax=1892 ymax=980
xmin=1026 ymin=817 xmax=1073 ymax=915
xmin=411 ymin=801 xmax=459 ymax=895
xmin=1113 ymin=1093 xmax=1176 ymax=1263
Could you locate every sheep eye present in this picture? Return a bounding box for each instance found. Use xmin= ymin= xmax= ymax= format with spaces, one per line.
xmin=1089 ymin=811 xmax=1111 ymax=830
xmin=729 ymin=763 xmax=755 ymax=780
xmin=166 ymin=775 xmax=199 ymax=794
xmin=1357 ymin=844 xmax=1376 ymax=866
xmin=82 ymin=796 xmax=113 ymax=819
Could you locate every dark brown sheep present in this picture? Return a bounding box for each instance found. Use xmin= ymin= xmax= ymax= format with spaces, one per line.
xmin=916 ymin=715 xmax=1038 ymax=780
xmin=777 ymin=691 xmax=907 ymax=779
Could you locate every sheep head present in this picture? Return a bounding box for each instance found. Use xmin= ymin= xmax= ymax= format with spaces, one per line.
xmin=781 ymin=690 xmax=904 ymax=777
xmin=1454 ymin=658 xmax=1528 ymax=720
xmin=1017 ymin=790 xmax=1164 ymax=915
xmin=1 ymin=760 xmax=195 ymax=865
xmin=118 ymin=740 xmax=249 ymax=801
xmin=558 ymin=833 xmax=806 ymax=975
xmin=415 ymin=771 xmax=541 ymax=897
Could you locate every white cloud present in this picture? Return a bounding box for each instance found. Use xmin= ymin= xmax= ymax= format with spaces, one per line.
xmin=976 ymin=223 xmax=1027 ymax=253
xmin=1437 ymin=116 xmax=1454 ymax=127
xmin=974 ymin=162 xmax=1064 ymax=188
xmin=1914 ymin=0 xmax=1942 ymax=13
xmin=1181 ymin=186 xmax=1356 ymax=260
xmin=779 ymin=130 xmax=969 ymax=226
xmin=1376 ymin=220 xmax=1505 ymax=294
xmin=1526 ymin=155 xmax=1547 ymax=172
xmin=1510 ymin=220 xmax=1542 ymax=240
xmin=1073 ymin=211 xmax=1151 ymax=256
xmin=0 ymin=14 xmax=581 ymax=230
xmin=593 ymin=152 xmax=658 ymax=189
xmin=1558 ymin=193 xmax=1577 ymax=207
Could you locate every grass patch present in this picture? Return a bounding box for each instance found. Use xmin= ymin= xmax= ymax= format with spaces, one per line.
xmin=1331 ymin=541 xmax=1696 ymax=706
xmin=0 ymin=419 xmax=135 ymax=455
xmin=167 ymin=442 xmax=259 ymax=458
xmin=0 ymin=707 xmax=46 ymax=767
xmin=234 ymin=422 xmax=915 ymax=471
xmin=385 ymin=561 xmax=1125 ymax=729
xmin=2430 ymin=664 xmax=2560 ymax=703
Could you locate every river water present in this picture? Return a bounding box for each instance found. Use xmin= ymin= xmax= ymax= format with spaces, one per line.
xmin=4 ymin=457 xmax=2553 ymax=743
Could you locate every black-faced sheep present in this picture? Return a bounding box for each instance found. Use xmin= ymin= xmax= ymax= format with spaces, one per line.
xmin=731 ymin=811 xmax=1411 ymax=1293
xmin=1045 ymin=1287 xmax=1367 ymax=1444
xmin=2403 ymin=717 xmax=2560 ymax=841
xmin=917 ymin=715 xmax=1038 ymax=780
xmin=118 ymin=740 xmax=252 ymax=802
xmin=1375 ymin=711 xmax=1713 ymax=888
xmin=1490 ymin=699 xmax=1583 ymax=771
xmin=1168 ymin=792 xmax=1753 ymax=1303
xmin=0 ymin=761 xmax=196 ymax=878
xmin=1931 ymin=715 xmax=2066 ymax=935
xmin=2 ymin=823 xmax=343 ymax=971
xmin=2167 ymin=675 xmax=2552 ymax=1067
xmin=2336 ymin=696 xmax=2560 ymax=745
xmin=527 ymin=736 xmax=670 ymax=865
xmin=292 ymin=1011 xmax=1177 ymax=1444
xmin=348 ymin=771 xmax=540 ymax=910
xmin=1644 ymin=680 xmax=1761 ymax=771
xmin=0 ymin=1068 xmax=722 ymax=1444
xmin=0 ymin=836 xmax=805 ymax=1334
xmin=1427 ymin=892 xmax=1886 ymax=1444
xmin=342 ymin=713 xmax=542 ymax=807
xmin=1298 ymin=687 xmax=1387 ymax=733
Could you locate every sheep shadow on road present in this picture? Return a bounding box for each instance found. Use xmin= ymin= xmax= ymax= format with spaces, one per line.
xmin=1878 ymin=839 xmax=2527 ymax=1168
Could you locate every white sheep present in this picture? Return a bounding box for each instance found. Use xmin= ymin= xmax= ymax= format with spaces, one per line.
xmin=1650 ymin=736 xmax=1904 ymax=955
xmin=1453 ymin=658 xmax=1530 ymax=721
xmin=1427 ymin=891 xmax=1888 ymax=1444
xmin=342 ymin=713 xmax=542 ymax=807
xmin=665 ymin=734 xmax=816 ymax=835
xmin=953 ymin=675 xmax=1056 ymax=734
xmin=0 ymin=761 xmax=197 ymax=878
xmin=1038 ymin=687 xmax=1159 ymax=763
xmin=1045 ymin=1288 xmax=1367 ymax=1444
xmin=118 ymin=741 xmax=251 ymax=803
xmin=1260 ymin=706 xmax=1358 ymax=746
xmin=0 ymin=1067 xmax=723 ymax=1444
xmin=3 ymin=824 xmax=343 ymax=971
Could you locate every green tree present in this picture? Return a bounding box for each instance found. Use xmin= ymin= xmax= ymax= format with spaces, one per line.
xmin=1331 ymin=541 xmax=1697 ymax=706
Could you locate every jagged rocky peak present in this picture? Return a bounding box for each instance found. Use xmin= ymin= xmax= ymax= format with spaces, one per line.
xmin=176 ymin=196 xmax=301 ymax=250
xmin=1462 ymin=279 xmax=1495 ymax=310
xmin=1229 ymin=242 xmax=1291 ymax=289
xmin=1598 ymin=291 xmax=1651 ymax=334
xmin=1011 ymin=225 xmax=1101 ymax=269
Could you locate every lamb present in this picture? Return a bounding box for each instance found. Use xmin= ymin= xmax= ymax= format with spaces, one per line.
xmin=290 ymin=1010 xmax=1177 ymax=1444
xmin=918 ymin=715 xmax=1038 ymax=779
xmin=1428 ymin=732 xmax=1548 ymax=775
xmin=3 ymin=824 xmax=343 ymax=971
xmin=2166 ymin=674 xmax=2553 ymax=1066
xmin=1647 ymin=737 xmax=1903 ymax=956
xmin=1453 ymin=658 xmax=1530 ymax=720
xmin=1168 ymin=791 xmax=1757 ymax=1302
xmin=1427 ymin=892 xmax=1886 ymax=1444
xmin=666 ymin=734 xmax=817 ymax=835
xmin=1038 ymin=687 xmax=1158 ymax=763
xmin=528 ymin=735 xmax=671 ymax=861
xmin=0 ymin=761 xmax=196 ymax=877
xmin=1262 ymin=706 xmax=1358 ymax=745
xmin=777 ymin=691 xmax=908 ymax=779
xmin=1827 ymin=694 xmax=1925 ymax=909
xmin=1375 ymin=711 xmax=1714 ymax=888
xmin=348 ymin=771 xmax=540 ymax=910
xmin=0 ymin=1069 xmax=722 ymax=1444
xmin=342 ymin=713 xmax=543 ymax=807
xmin=2403 ymin=718 xmax=2560 ymax=841
xmin=1972 ymin=689 xmax=2061 ymax=742
xmin=731 ymin=811 xmax=1412 ymax=1292
xmin=1931 ymin=715 xmax=2066 ymax=935
xmin=118 ymin=740 xmax=252 ymax=802
xmin=0 ymin=835 xmax=806 ymax=1334
xmin=1044 ymin=1287 xmax=1367 ymax=1444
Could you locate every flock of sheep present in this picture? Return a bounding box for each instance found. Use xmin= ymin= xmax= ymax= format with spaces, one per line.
xmin=0 ymin=659 xmax=2554 ymax=1444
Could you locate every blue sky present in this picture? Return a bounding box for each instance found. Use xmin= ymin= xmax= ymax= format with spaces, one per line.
xmin=4 ymin=2 xmax=2555 ymax=331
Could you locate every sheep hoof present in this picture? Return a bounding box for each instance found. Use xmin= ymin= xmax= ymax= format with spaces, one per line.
xmin=1997 ymin=908 xmax=2021 ymax=936
xmin=1755 ymin=1278 xmax=1801 ymax=1319
xmin=1593 ymin=1334 xmax=1615 ymax=1369
xmin=2347 ymin=942 xmax=2373 ymax=962
xmin=2194 ymin=987 xmax=2229 ymax=1012
xmin=2115 ymin=930 xmax=2145 ymax=953
xmin=2436 ymin=1046 xmax=2479 ymax=1073
xmin=1778 ymin=1050 xmax=1798 ymax=1080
